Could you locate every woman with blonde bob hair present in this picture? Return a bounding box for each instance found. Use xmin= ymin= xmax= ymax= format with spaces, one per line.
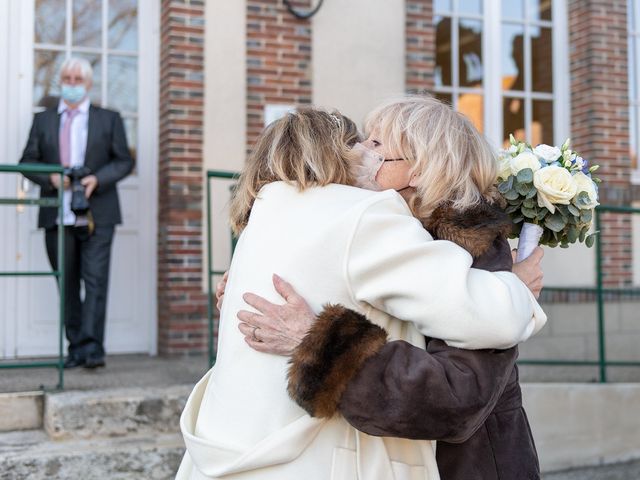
xmin=178 ymin=104 xmax=546 ymax=480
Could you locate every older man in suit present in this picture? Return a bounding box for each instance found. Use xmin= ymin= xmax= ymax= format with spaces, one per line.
xmin=19 ymin=57 xmax=133 ymax=369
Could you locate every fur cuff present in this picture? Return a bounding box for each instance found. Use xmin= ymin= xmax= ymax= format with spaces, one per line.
xmin=287 ymin=305 xmax=388 ymax=418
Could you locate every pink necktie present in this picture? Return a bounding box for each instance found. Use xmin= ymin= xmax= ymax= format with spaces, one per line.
xmin=59 ymin=108 xmax=80 ymax=167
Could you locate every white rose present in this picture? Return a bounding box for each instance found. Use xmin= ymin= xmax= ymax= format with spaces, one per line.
xmin=497 ymin=155 xmax=512 ymax=181
xmin=533 ymin=144 xmax=562 ymax=163
xmin=533 ymin=165 xmax=578 ymax=213
xmin=571 ymin=171 xmax=599 ymax=210
xmin=511 ymin=151 xmax=542 ymax=175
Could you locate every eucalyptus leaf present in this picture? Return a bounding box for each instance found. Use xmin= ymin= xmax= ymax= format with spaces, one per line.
xmin=513 ymin=216 xmax=524 ymax=223
xmin=523 ymin=198 xmax=536 ymax=209
xmin=522 ymin=207 xmax=537 ymax=219
xmin=526 ymin=188 xmax=538 ymax=199
xmin=580 ymin=209 xmax=593 ymax=223
xmin=506 ymin=204 xmax=520 ymax=214
xmin=545 ymin=214 xmax=567 ymax=232
xmin=504 ymin=189 xmax=520 ymax=201
xmin=585 ymin=233 xmax=596 ymax=248
xmin=498 ymin=180 xmax=511 ymax=194
xmin=516 ymin=182 xmax=531 ymax=196
xmin=516 ymin=168 xmax=533 ymax=184
xmin=568 ymin=204 xmax=580 ymax=217
xmin=579 ymin=226 xmax=589 ymax=242
xmin=567 ymin=225 xmax=579 ymax=243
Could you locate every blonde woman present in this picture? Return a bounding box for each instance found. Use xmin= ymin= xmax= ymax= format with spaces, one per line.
xmin=231 ymin=97 xmax=545 ymax=479
xmin=177 ymin=106 xmax=546 ymax=480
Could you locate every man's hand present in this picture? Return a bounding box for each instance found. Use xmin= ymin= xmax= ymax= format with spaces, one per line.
xmin=512 ymin=247 xmax=544 ymax=298
xmin=81 ymin=175 xmax=98 ymax=198
xmin=50 ymin=173 xmax=70 ymax=190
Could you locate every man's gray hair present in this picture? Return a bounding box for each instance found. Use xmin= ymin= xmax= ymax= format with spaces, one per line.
xmin=59 ymin=57 xmax=93 ymax=83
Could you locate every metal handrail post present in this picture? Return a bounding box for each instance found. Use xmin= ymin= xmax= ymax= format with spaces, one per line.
xmin=57 ymin=171 xmax=65 ymax=389
xmin=594 ymin=209 xmax=606 ymax=383
xmin=207 ymin=175 xmax=214 ymax=368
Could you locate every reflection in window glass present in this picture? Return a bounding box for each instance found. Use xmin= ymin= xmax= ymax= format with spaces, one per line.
xmin=33 ymin=50 xmax=65 ymax=108
xmin=459 ymin=0 xmax=482 ymax=15
xmin=529 ymin=0 xmax=552 ymax=21
xmin=107 ymin=56 xmax=138 ymax=113
xmin=502 ymin=24 xmax=525 ymax=91
xmin=502 ymin=0 xmax=524 ymax=19
xmin=459 ymin=19 xmax=483 ymax=88
xmin=434 ymin=0 xmax=452 ymax=13
xmin=124 ymin=117 xmax=137 ymax=163
xmin=35 ymin=0 xmax=66 ymax=45
xmin=458 ymin=93 xmax=484 ymax=133
xmin=503 ymin=97 xmax=525 ymax=146
xmin=434 ymin=92 xmax=452 ymax=107
xmin=629 ymin=35 xmax=637 ymax=101
xmin=531 ymin=27 xmax=553 ymax=93
xmin=434 ymin=16 xmax=452 ymax=87
xmin=532 ymin=100 xmax=554 ymax=145
xmin=109 ymin=0 xmax=138 ymax=51
xmin=74 ymin=52 xmax=102 ymax=105
xmin=73 ymin=0 xmax=102 ymax=48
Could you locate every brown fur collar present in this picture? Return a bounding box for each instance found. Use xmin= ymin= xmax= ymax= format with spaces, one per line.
xmin=421 ymin=201 xmax=512 ymax=258
xmin=287 ymin=305 xmax=387 ymax=418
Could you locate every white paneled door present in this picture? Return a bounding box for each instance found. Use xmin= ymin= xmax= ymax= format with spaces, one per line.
xmin=0 ymin=0 xmax=158 ymax=358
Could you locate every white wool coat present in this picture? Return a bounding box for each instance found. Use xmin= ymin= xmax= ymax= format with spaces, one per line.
xmin=176 ymin=182 xmax=546 ymax=480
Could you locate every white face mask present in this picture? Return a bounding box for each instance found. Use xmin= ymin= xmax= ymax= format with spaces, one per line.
xmin=350 ymin=143 xmax=385 ymax=191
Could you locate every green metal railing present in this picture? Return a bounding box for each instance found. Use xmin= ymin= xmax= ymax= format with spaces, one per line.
xmin=206 ymin=170 xmax=240 ymax=367
xmin=0 ymin=164 xmax=66 ymax=390
xmin=205 ymin=174 xmax=639 ymax=382
xmin=518 ymin=204 xmax=640 ymax=382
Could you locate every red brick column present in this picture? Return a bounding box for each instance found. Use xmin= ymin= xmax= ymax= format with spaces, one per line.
xmin=246 ymin=0 xmax=312 ymax=150
xmin=569 ymin=0 xmax=633 ymax=286
xmin=405 ymin=0 xmax=436 ymax=93
xmin=158 ymin=0 xmax=207 ymax=355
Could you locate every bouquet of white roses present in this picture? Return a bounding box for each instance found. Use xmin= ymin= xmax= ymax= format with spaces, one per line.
xmin=497 ymin=135 xmax=601 ymax=262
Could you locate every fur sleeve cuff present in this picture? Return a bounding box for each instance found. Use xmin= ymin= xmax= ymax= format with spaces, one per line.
xmin=287 ymin=304 xmax=388 ymax=418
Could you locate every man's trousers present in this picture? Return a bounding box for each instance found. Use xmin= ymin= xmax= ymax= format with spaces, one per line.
xmin=45 ymin=225 xmax=115 ymax=358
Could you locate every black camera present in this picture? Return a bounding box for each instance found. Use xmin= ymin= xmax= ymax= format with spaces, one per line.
xmin=64 ymin=166 xmax=92 ymax=215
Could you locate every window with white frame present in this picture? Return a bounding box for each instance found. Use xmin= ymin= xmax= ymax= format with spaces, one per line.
xmin=629 ymin=0 xmax=640 ymax=180
xmin=432 ymin=0 xmax=565 ymax=149
xmin=33 ymin=0 xmax=138 ymax=160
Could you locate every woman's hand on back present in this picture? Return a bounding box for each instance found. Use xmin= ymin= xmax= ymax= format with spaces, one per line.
xmin=237 ymin=274 xmax=315 ymax=355
xmin=511 ymin=247 xmax=544 ymax=298
xmin=215 ymin=271 xmax=229 ymax=311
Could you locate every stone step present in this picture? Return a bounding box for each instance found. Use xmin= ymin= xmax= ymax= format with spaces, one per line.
xmin=44 ymin=384 xmax=192 ymax=440
xmin=0 ymin=391 xmax=43 ymax=432
xmin=0 ymin=429 xmax=184 ymax=480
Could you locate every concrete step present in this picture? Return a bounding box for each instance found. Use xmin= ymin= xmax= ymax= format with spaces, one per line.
xmin=44 ymin=384 xmax=192 ymax=440
xmin=0 ymin=429 xmax=184 ymax=480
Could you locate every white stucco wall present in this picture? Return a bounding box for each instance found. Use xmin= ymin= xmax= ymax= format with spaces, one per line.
xmin=312 ymin=0 xmax=406 ymax=128
xmin=203 ymin=0 xmax=247 ymax=284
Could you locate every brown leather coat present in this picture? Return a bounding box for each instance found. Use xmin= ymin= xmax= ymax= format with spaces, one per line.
xmin=287 ymin=202 xmax=541 ymax=480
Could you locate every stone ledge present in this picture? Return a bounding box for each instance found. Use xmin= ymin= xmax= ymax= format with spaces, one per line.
xmin=0 ymin=392 xmax=43 ymax=432
xmin=44 ymin=384 xmax=192 ymax=440
xmin=0 ymin=430 xmax=184 ymax=480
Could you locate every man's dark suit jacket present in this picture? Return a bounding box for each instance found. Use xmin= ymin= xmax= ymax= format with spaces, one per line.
xmin=19 ymin=105 xmax=134 ymax=228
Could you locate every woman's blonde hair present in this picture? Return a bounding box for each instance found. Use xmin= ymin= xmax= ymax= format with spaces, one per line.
xmin=364 ymin=95 xmax=499 ymax=218
xmin=229 ymin=108 xmax=360 ymax=234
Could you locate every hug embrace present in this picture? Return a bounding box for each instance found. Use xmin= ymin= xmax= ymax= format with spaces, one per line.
xmin=176 ymin=95 xmax=548 ymax=480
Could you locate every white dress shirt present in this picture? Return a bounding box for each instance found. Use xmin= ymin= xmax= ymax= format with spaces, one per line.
xmin=57 ymin=97 xmax=90 ymax=225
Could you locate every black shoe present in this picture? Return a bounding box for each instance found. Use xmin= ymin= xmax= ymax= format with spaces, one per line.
xmin=64 ymin=355 xmax=85 ymax=369
xmin=84 ymin=355 xmax=106 ymax=369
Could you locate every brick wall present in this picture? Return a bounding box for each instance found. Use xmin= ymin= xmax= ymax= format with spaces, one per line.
xmin=405 ymin=0 xmax=435 ymax=94
xmin=158 ymin=0 xmax=207 ymax=356
xmin=246 ymin=0 xmax=312 ymax=151
xmin=569 ymin=0 xmax=633 ymax=287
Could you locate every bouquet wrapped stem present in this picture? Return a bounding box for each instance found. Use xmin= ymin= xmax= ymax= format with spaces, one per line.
xmin=516 ymin=223 xmax=544 ymax=262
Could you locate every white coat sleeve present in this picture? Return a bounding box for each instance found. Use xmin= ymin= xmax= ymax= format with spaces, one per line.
xmin=345 ymin=192 xmax=547 ymax=350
